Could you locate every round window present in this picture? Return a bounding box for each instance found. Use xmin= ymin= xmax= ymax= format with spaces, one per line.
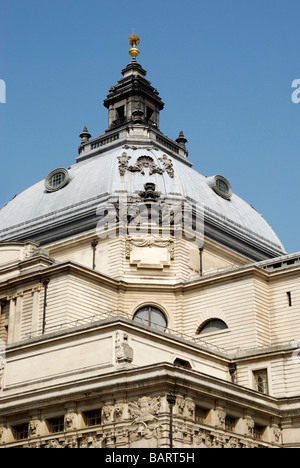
xmin=216 ymin=178 xmax=229 ymax=195
xmin=207 ymin=175 xmax=232 ymax=200
xmin=133 ymin=306 xmax=167 ymax=332
xmin=45 ymin=168 xmax=70 ymax=192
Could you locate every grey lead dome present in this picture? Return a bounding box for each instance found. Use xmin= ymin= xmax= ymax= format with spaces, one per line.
xmin=0 ymin=57 xmax=285 ymax=260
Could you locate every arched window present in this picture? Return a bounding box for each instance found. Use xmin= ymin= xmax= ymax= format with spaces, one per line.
xmin=133 ymin=306 xmax=167 ymax=332
xmin=197 ymin=319 xmax=228 ymax=336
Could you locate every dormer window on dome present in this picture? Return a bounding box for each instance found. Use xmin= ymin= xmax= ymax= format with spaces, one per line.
xmin=206 ymin=175 xmax=232 ymax=200
xmin=45 ymin=168 xmax=70 ymax=192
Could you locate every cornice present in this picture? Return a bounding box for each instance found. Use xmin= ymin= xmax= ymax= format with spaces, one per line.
xmin=0 ymin=362 xmax=282 ymax=419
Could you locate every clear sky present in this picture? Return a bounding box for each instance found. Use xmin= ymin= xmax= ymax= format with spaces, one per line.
xmin=0 ymin=0 xmax=299 ymax=254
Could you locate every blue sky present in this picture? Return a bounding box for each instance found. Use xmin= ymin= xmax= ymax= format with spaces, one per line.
xmin=0 ymin=0 xmax=299 ymax=253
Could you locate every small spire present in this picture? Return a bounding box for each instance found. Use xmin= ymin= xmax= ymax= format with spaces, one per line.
xmin=79 ymin=126 xmax=92 ymax=144
xmin=176 ymin=130 xmax=188 ymax=149
xmin=128 ymin=34 xmax=140 ymax=61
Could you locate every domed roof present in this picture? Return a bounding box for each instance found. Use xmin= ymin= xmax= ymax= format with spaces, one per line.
xmin=0 ymin=144 xmax=285 ymax=259
xmin=0 ymin=54 xmax=286 ymax=260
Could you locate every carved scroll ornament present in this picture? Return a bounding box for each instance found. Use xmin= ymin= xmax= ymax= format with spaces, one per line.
xmin=118 ymin=153 xmax=174 ymax=178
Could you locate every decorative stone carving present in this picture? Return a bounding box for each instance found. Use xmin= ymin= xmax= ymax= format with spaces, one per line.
xmin=159 ymin=154 xmax=175 ymax=178
xmin=45 ymin=439 xmax=64 ymax=449
xmin=64 ymin=437 xmax=78 ymax=449
xmin=114 ymin=403 xmax=125 ymax=421
xmin=126 ymin=234 xmax=171 ymax=251
xmin=115 ymin=428 xmax=128 ymax=445
xmin=273 ymin=424 xmax=282 ymax=444
xmin=115 ymin=332 xmax=133 ymax=364
xmin=178 ymin=424 xmax=193 ymax=444
xmin=118 ymin=153 xmax=131 ymax=176
xmin=216 ymin=406 xmax=227 ymax=428
xmin=80 ymin=434 xmax=103 ymax=448
xmin=138 ymin=182 xmax=161 ymax=202
xmin=123 ymin=145 xmax=159 ymax=152
xmin=192 ymin=429 xmax=268 ymax=449
xmin=102 ymin=405 xmax=113 ymax=423
xmin=177 ymin=398 xmax=186 ymax=416
xmin=28 ymin=441 xmax=42 ymax=449
xmin=213 ymin=435 xmax=225 ymax=448
xmin=226 ymin=437 xmax=240 ymax=449
xmin=245 ymin=415 xmax=255 ymax=436
xmin=129 ymin=423 xmax=163 ymax=448
xmin=186 ymin=400 xmax=195 ymax=419
xmin=204 ymin=434 xmax=213 ymax=448
xmin=29 ymin=419 xmax=40 ymax=438
xmin=126 ymin=235 xmax=174 ymax=259
xmin=65 ymin=411 xmax=77 ymax=431
xmin=23 ymin=242 xmax=38 ymax=259
xmin=130 ymin=156 xmax=164 ymax=176
xmin=0 ymin=425 xmax=5 ymax=445
xmin=128 ymin=396 xmax=161 ymax=424
xmin=118 ymin=153 xmax=174 ymax=178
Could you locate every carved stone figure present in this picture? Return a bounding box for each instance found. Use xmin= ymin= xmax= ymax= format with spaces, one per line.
xmin=186 ymin=401 xmax=195 ymax=419
xmin=115 ymin=403 xmax=124 ymax=421
xmin=129 ymin=422 xmax=162 ymax=448
xmin=177 ymin=398 xmax=186 ymax=415
xmin=213 ymin=435 xmax=225 ymax=448
xmin=216 ymin=407 xmax=227 ymax=428
xmin=245 ymin=415 xmax=255 ymax=436
xmin=65 ymin=411 xmax=77 ymax=431
xmin=102 ymin=405 xmax=113 ymax=423
xmin=64 ymin=437 xmax=78 ymax=448
xmin=128 ymin=396 xmax=161 ymax=424
xmin=226 ymin=437 xmax=240 ymax=449
xmin=204 ymin=434 xmax=213 ymax=448
xmin=115 ymin=332 xmax=133 ymax=364
xmin=29 ymin=419 xmax=40 ymax=438
xmin=80 ymin=435 xmax=103 ymax=448
xmin=273 ymin=424 xmax=282 ymax=443
xmin=46 ymin=439 xmax=64 ymax=449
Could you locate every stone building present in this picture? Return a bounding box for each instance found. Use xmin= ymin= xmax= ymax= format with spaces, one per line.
xmin=0 ymin=36 xmax=299 ymax=449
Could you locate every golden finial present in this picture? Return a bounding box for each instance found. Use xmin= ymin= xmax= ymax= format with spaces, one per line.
xmin=129 ymin=34 xmax=140 ymax=60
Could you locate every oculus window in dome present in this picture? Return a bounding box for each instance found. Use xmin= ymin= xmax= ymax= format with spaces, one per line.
xmin=133 ymin=306 xmax=167 ymax=332
xmin=45 ymin=168 xmax=70 ymax=192
xmin=206 ymin=175 xmax=233 ymax=200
